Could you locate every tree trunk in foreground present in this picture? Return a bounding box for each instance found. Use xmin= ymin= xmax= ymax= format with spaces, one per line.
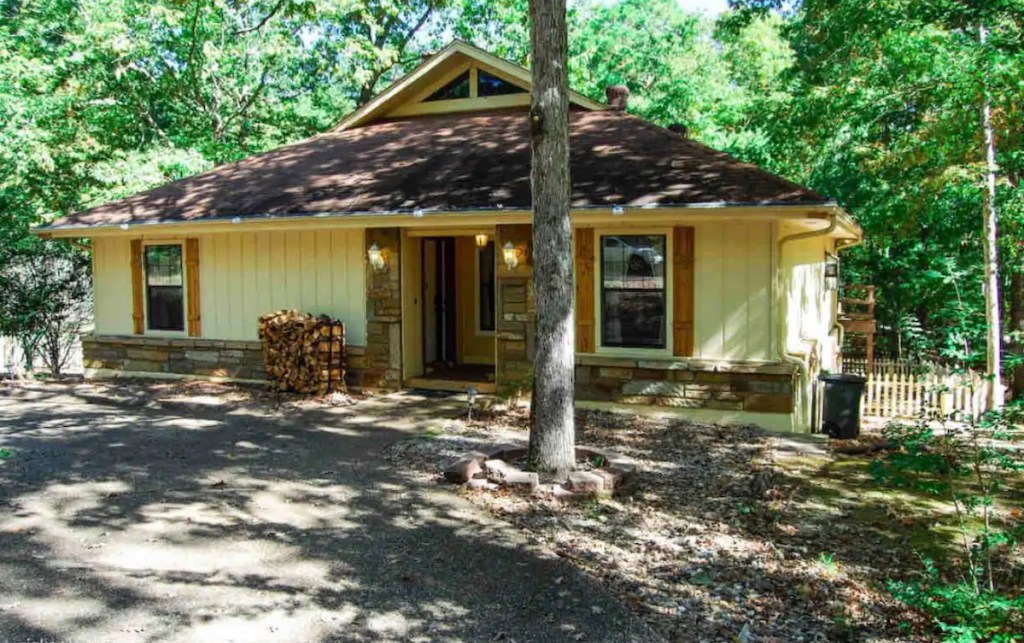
xmin=527 ymin=0 xmax=575 ymax=475
xmin=980 ymin=24 xmax=1005 ymax=410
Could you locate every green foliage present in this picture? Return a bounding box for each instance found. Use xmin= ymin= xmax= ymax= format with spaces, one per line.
xmin=889 ymin=568 xmax=1024 ymax=643
xmin=0 ymin=238 xmax=92 ymax=375
xmin=870 ymin=410 xmax=1024 ymax=641
xmin=741 ymin=0 xmax=1024 ymax=364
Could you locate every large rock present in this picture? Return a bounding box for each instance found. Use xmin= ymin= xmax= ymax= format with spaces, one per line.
xmin=484 ymin=459 xmax=539 ymax=493
xmin=443 ymin=452 xmax=486 ymax=483
xmin=566 ymin=470 xmax=605 ymax=494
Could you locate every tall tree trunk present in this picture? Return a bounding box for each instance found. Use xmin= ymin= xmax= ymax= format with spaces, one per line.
xmin=1011 ymin=271 xmax=1024 ymax=400
xmin=527 ymin=0 xmax=575 ymax=475
xmin=980 ymin=24 xmax=1004 ymax=409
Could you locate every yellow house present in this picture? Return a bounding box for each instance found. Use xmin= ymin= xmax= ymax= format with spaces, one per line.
xmin=34 ymin=41 xmax=862 ymax=432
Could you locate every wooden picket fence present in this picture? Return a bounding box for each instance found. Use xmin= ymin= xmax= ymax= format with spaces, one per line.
xmin=848 ymin=360 xmax=994 ymax=422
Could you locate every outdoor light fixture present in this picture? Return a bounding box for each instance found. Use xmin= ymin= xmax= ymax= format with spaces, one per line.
xmin=502 ymin=241 xmax=519 ymax=270
xmin=466 ymin=386 xmax=479 ymax=421
xmin=475 ymin=233 xmax=489 ymax=248
xmin=824 ymin=253 xmax=840 ymax=291
xmin=367 ymin=242 xmax=387 ymax=273
xmin=612 ymin=205 xmax=625 ymax=216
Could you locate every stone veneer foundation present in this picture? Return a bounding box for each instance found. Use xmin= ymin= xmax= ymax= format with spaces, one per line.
xmin=82 ymin=336 xmax=265 ymax=381
xmin=82 ymin=335 xmax=367 ymax=388
xmin=574 ymin=355 xmax=796 ymax=413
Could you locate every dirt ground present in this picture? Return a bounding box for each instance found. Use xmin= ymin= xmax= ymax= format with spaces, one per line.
xmin=0 ymin=380 xmax=656 ymax=643
xmin=386 ymin=405 xmax=1021 ymax=642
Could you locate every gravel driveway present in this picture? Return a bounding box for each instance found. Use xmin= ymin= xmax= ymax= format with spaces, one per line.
xmin=0 ymin=382 xmax=656 ymax=643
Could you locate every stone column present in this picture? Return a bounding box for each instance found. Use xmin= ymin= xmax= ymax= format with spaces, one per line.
xmin=495 ymin=224 xmax=536 ymax=397
xmin=364 ymin=228 xmax=402 ymax=390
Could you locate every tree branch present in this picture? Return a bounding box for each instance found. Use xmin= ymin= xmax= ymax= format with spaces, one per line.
xmin=233 ymin=0 xmax=286 ymax=36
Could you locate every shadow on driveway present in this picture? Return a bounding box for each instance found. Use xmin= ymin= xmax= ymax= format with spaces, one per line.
xmin=0 ymin=383 xmax=655 ymax=642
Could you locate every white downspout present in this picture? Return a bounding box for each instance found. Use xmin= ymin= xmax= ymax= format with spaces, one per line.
xmin=777 ymin=213 xmax=837 ymax=431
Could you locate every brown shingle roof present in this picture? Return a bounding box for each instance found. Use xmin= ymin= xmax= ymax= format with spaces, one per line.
xmin=45 ymin=110 xmax=825 ymax=229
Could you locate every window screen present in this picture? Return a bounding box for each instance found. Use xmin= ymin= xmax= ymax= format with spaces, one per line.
xmin=600 ymin=235 xmax=666 ymax=348
xmin=144 ymin=245 xmax=184 ymax=332
xmin=479 ymin=241 xmax=496 ymax=332
xmin=425 ymin=71 xmax=471 ymax=101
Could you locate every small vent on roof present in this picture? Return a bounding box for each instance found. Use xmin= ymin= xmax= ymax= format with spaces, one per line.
xmin=668 ymin=123 xmax=688 ymax=137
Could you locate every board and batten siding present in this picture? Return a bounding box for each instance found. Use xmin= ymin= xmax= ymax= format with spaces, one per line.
xmin=692 ymin=221 xmax=773 ymax=361
xmin=91 ymin=230 xmax=367 ymax=346
xmin=779 ymin=223 xmax=837 ymax=371
xmin=93 ymin=237 xmax=136 ymax=336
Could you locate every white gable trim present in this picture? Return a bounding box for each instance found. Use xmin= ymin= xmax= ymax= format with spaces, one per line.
xmin=332 ymin=40 xmax=605 ymax=131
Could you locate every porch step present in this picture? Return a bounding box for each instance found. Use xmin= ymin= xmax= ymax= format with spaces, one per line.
xmin=405 ymin=378 xmax=496 ymax=394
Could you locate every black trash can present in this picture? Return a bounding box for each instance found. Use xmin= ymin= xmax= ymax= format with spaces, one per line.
xmin=819 ymin=373 xmax=867 ymax=439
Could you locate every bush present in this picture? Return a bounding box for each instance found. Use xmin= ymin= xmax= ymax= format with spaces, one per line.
xmin=870 ymin=407 xmax=1024 ymax=642
xmin=0 ymin=238 xmax=91 ymax=376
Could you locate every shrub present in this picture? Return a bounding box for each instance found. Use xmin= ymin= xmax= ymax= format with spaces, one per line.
xmin=870 ymin=407 xmax=1024 ymax=642
xmin=0 ymin=238 xmax=91 ymax=376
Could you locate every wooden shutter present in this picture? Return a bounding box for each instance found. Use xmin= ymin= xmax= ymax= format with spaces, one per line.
xmin=185 ymin=238 xmax=202 ymax=337
xmin=672 ymin=227 xmax=695 ymax=356
xmin=130 ymin=239 xmax=144 ymax=335
xmin=575 ymin=228 xmax=596 ymax=353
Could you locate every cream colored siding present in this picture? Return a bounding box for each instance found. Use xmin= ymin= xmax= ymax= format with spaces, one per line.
xmin=92 ymin=237 xmax=134 ymax=335
xmin=779 ymin=226 xmax=837 ymax=369
xmin=693 ymin=222 xmax=773 ymax=361
xmin=89 ymin=229 xmax=366 ymax=344
xmin=199 ymin=229 xmax=366 ymax=344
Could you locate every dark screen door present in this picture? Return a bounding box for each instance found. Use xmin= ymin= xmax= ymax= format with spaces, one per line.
xmin=423 ymin=238 xmax=457 ymax=367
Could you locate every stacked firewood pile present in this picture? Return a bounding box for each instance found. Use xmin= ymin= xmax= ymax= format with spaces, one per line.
xmin=258 ymin=310 xmax=346 ymax=394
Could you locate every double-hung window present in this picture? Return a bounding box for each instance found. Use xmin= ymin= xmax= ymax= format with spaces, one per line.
xmin=600 ymin=234 xmax=667 ymax=348
xmin=144 ymin=244 xmax=185 ymax=332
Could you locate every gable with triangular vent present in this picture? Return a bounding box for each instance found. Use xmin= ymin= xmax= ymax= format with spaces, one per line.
xmin=334 ymin=40 xmax=605 ymax=131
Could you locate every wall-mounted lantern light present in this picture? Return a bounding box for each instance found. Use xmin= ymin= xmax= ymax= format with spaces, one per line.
xmin=475 ymin=233 xmax=489 ymax=248
xmin=368 ymin=242 xmax=388 ymax=273
xmin=502 ymin=241 xmax=519 ymax=270
xmin=824 ymin=253 xmax=840 ymax=291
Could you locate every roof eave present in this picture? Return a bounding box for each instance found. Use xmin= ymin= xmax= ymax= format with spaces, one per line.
xmin=34 ymin=201 xmax=847 ymax=237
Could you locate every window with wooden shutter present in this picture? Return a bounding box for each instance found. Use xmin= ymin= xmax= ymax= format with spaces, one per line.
xmin=599 ymin=234 xmax=667 ymax=349
xmin=143 ymin=244 xmax=185 ymax=332
xmin=185 ymin=238 xmax=201 ymax=337
xmin=575 ymin=228 xmax=595 ymax=352
xmin=130 ymin=239 xmax=144 ymax=334
xmin=672 ymin=226 xmax=695 ymax=356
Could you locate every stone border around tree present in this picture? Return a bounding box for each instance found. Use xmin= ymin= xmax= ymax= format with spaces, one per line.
xmin=443 ymin=445 xmax=636 ymax=501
